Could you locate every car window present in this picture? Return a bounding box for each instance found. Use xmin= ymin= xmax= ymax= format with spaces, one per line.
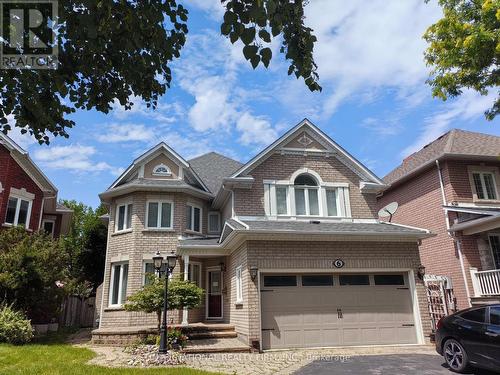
xmin=490 ymin=307 xmax=500 ymax=326
xmin=460 ymin=308 xmax=486 ymax=323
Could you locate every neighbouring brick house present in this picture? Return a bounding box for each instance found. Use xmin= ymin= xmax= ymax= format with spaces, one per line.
xmin=94 ymin=119 xmax=433 ymax=350
xmin=0 ymin=133 xmax=72 ymax=237
xmin=378 ymin=129 xmax=500 ymax=311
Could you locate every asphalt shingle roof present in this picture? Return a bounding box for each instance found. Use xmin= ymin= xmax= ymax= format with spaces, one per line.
xmin=240 ymin=220 xmax=429 ymax=235
xmin=384 ymin=129 xmax=500 ymax=185
xmin=179 ymin=237 xmax=220 ymax=246
xmin=189 ymin=152 xmax=243 ymax=194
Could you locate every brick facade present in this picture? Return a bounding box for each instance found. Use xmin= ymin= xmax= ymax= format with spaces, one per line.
xmin=233 ymin=153 xmax=378 ymax=219
xmin=378 ymin=159 xmax=500 ymax=309
xmin=0 ymin=144 xmax=44 ymax=232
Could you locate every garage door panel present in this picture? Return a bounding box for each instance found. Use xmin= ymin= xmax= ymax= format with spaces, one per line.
xmin=261 ymin=273 xmax=418 ymax=349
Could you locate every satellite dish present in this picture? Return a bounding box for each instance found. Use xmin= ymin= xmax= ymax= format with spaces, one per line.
xmin=378 ymin=202 xmax=398 ymax=222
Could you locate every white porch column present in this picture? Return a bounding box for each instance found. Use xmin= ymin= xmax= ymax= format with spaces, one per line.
xmin=182 ymin=255 xmax=189 ymax=326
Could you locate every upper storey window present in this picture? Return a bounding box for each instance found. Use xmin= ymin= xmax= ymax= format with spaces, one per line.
xmin=186 ymin=204 xmax=201 ymax=233
xmin=468 ymin=167 xmax=499 ymax=202
xmin=264 ymin=169 xmax=351 ymax=218
xmin=472 ymin=172 xmax=497 ymax=200
xmin=152 ymin=163 xmax=171 ymax=176
xmin=294 ymin=174 xmax=320 ymax=216
xmin=5 ymin=196 xmax=32 ymax=227
xmin=116 ymin=203 xmax=133 ymax=232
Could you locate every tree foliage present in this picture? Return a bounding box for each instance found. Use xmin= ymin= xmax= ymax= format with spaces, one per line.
xmin=0 ymin=0 xmax=320 ymax=143
xmin=424 ymin=0 xmax=500 ymax=119
xmin=0 ymin=227 xmax=67 ymax=323
xmin=125 ymin=276 xmax=204 ymax=330
xmin=60 ymin=200 xmax=107 ymax=291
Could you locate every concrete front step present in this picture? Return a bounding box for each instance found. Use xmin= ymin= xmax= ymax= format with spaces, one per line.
xmin=188 ymin=330 xmax=238 ymax=340
xmin=471 ymin=296 xmax=500 ymax=305
xmin=182 ymin=337 xmax=251 ymax=354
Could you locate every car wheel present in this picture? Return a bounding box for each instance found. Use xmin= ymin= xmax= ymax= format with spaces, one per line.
xmin=443 ymin=338 xmax=469 ymax=373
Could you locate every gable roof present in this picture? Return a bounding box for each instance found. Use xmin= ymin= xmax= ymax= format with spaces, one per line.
xmin=230 ymin=118 xmax=385 ymax=185
xmin=384 ymin=129 xmax=500 ymax=185
xmin=189 ymin=152 xmax=243 ymax=194
xmin=108 ymin=142 xmax=210 ymax=193
xmin=0 ymin=133 xmax=57 ymax=194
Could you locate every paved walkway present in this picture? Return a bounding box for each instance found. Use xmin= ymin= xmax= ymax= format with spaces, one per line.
xmin=86 ymin=344 xmax=441 ymax=375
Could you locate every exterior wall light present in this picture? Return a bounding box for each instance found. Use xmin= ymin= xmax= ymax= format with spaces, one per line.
xmin=249 ymin=266 xmax=258 ymax=281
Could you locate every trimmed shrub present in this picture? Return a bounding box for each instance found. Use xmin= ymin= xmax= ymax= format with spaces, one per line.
xmin=0 ymin=304 xmax=34 ymax=345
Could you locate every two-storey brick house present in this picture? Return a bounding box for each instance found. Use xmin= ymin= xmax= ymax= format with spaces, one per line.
xmin=95 ymin=119 xmax=433 ymax=350
xmin=0 ymin=133 xmax=72 ymax=237
xmin=378 ymin=129 xmax=500 ymax=310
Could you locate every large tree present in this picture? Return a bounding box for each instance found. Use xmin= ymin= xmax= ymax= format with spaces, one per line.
xmin=424 ymin=0 xmax=500 ymax=119
xmin=0 ymin=0 xmax=320 ymax=143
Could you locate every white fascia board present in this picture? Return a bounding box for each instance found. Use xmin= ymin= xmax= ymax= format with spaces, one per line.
xmin=230 ymin=118 xmax=384 ymax=185
xmin=108 ymin=142 xmax=190 ymax=189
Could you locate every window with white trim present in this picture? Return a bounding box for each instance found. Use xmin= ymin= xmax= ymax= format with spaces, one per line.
xmin=472 ymin=172 xmax=498 ymax=200
xmin=294 ymin=174 xmax=320 ymax=215
xmin=42 ymin=219 xmax=55 ymax=237
xmin=235 ymin=265 xmax=243 ymax=303
xmin=188 ymin=262 xmax=202 ymax=287
xmin=208 ymin=212 xmax=221 ymax=233
xmin=489 ymin=235 xmax=500 ymax=269
xmin=152 ymin=164 xmax=171 ymax=176
xmin=5 ymin=196 xmax=32 ymax=227
xmin=264 ymin=171 xmax=348 ymax=218
xmin=109 ymin=262 xmax=129 ymax=306
xmin=186 ymin=204 xmax=201 ymax=232
xmin=146 ymin=201 xmax=173 ymax=229
xmin=116 ymin=203 xmax=133 ymax=232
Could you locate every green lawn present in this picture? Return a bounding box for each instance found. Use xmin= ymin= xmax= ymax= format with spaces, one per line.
xmin=0 ymin=334 xmax=217 ymax=375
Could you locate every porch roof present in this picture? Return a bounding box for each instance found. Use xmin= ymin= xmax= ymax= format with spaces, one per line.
xmin=177 ymin=218 xmax=434 ymax=254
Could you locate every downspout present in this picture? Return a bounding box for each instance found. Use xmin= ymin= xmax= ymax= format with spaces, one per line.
xmin=436 ymin=160 xmax=471 ymax=307
xmin=38 ymin=196 xmax=46 ymax=231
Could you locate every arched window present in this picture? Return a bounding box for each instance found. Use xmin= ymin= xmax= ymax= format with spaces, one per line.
xmin=294 ymin=174 xmax=319 ymax=215
xmin=152 ymin=163 xmax=171 ymax=176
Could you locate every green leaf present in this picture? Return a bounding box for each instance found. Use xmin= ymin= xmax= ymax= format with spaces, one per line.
xmin=221 ymin=22 xmax=232 ymax=36
xmin=260 ymin=47 xmax=272 ymax=67
xmin=229 ymin=31 xmax=239 ymax=44
xmin=241 ymin=27 xmax=256 ymax=45
xmin=259 ymin=29 xmax=271 ymax=43
xmin=243 ymin=45 xmax=258 ymax=60
xmin=250 ymin=55 xmax=260 ymax=69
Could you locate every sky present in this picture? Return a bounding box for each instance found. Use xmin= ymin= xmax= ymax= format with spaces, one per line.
xmin=7 ymin=0 xmax=500 ymax=208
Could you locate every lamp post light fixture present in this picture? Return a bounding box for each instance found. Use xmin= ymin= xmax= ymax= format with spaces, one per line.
xmin=153 ymin=250 xmax=177 ymax=354
xmin=417 ymin=264 xmax=426 ymax=280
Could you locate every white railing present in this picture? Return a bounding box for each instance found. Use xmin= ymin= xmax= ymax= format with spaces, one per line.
xmin=470 ymin=268 xmax=500 ymax=297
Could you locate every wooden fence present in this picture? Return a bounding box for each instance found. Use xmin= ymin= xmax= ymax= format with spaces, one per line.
xmin=59 ymin=296 xmax=96 ymax=328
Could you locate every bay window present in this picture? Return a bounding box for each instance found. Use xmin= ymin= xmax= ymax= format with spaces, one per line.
xmin=186 ymin=204 xmax=201 ymax=232
xmin=5 ymin=196 xmax=32 ymax=227
xmin=109 ymin=262 xmax=129 ymax=306
xmin=146 ymin=201 xmax=173 ymax=229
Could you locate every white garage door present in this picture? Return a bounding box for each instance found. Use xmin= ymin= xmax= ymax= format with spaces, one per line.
xmin=261 ymin=273 xmax=417 ymax=349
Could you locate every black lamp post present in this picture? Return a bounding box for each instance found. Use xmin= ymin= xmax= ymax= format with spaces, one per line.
xmin=152 ymin=250 xmax=177 ymax=354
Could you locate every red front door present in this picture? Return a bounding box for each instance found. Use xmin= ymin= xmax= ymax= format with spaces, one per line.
xmin=208 ymin=270 xmax=222 ymax=318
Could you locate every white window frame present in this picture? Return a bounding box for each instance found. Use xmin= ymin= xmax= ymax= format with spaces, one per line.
xmin=468 ymin=167 xmax=500 ymax=202
xmin=41 ymin=219 xmax=56 ymax=237
xmin=145 ymin=200 xmax=174 ymax=229
xmin=188 ymin=262 xmax=202 ymax=287
xmin=152 ymin=163 xmax=172 ymax=177
xmin=115 ymin=202 xmax=132 ymax=232
xmin=263 ymin=169 xmax=350 ymax=218
xmin=207 ymin=211 xmax=221 ymax=234
xmin=5 ymin=195 xmax=33 ymax=227
xmin=108 ymin=262 xmax=129 ymax=307
xmin=235 ymin=265 xmax=243 ymax=303
xmin=186 ymin=204 xmax=202 ymax=233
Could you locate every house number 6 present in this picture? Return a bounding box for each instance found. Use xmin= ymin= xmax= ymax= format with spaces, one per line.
xmin=333 ymin=259 xmax=345 ymax=268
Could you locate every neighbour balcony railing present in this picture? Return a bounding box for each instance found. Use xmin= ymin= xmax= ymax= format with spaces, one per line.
xmin=470 ymin=268 xmax=500 ymax=297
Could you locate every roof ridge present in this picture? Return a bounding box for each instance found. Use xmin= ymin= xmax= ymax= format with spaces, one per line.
xmin=188 ymin=151 xmax=242 ymax=165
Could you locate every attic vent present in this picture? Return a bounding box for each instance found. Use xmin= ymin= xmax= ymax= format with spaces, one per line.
xmin=309 ymin=220 xmax=321 ymax=224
